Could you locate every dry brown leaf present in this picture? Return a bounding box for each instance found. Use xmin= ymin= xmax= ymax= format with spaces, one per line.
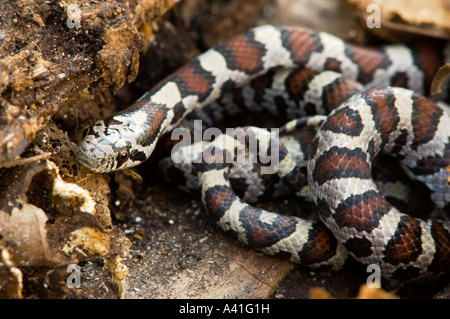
xmin=310 ymin=287 xmax=333 ymax=299
xmin=310 ymin=284 xmax=399 ymax=299
xmin=0 ymin=204 xmax=51 ymax=266
xmin=356 ymin=284 xmax=399 ymax=299
xmin=348 ymin=0 xmax=450 ymax=39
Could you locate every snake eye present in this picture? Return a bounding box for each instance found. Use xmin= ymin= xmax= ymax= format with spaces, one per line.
xmin=118 ymin=149 xmax=129 ymax=161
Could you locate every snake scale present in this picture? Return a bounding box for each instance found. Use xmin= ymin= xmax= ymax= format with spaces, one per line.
xmin=76 ymin=25 xmax=450 ymax=281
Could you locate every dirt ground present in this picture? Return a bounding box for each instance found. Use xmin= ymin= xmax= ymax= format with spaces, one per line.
xmin=0 ymin=0 xmax=449 ymax=299
xmin=120 ymin=173 xmax=450 ymax=299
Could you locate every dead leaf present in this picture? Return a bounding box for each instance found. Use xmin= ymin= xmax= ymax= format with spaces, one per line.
xmin=310 ymin=284 xmax=399 ymax=299
xmin=348 ymin=0 xmax=450 ymax=40
xmin=0 ymin=204 xmax=51 ymax=266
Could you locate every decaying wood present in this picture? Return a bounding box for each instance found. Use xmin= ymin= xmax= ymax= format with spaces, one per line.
xmin=0 ymin=0 xmax=179 ymax=164
xmin=0 ymin=0 xmax=179 ymax=299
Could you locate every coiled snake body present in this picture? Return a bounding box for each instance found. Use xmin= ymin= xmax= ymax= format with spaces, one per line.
xmin=76 ymin=25 xmax=450 ymax=281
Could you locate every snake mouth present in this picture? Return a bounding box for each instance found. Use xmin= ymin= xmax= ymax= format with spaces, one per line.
xmin=75 ymin=144 xmax=99 ymax=172
xmin=75 ymin=139 xmax=113 ymax=173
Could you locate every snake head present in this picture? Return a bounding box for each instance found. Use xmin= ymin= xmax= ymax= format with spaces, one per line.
xmin=76 ymin=116 xmax=153 ymax=173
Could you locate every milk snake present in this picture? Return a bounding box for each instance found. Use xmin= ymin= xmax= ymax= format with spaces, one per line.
xmin=76 ymin=25 xmax=450 ymax=281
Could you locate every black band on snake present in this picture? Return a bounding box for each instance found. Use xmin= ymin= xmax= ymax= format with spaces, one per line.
xmin=76 ymin=25 xmax=450 ymax=281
